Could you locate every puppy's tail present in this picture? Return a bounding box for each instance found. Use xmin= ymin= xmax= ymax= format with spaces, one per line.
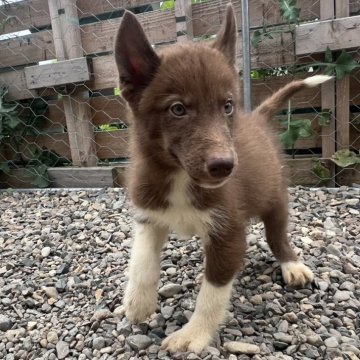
xmin=253 ymin=75 xmax=333 ymax=119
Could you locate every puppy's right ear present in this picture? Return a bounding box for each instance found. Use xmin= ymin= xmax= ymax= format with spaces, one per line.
xmin=114 ymin=11 xmax=160 ymax=103
xmin=212 ymin=3 xmax=237 ymax=65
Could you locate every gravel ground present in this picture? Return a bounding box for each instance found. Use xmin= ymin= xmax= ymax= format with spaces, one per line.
xmin=0 ymin=186 xmax=359 ymax=360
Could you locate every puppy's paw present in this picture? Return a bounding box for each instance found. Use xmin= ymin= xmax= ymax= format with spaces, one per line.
xmin=124 ymin=284 xmax=157 ymax=323
xmin=281 ymin=261 xmax=314 ymax=287
xmin=161 ymin=325 xmax=211 ymax=354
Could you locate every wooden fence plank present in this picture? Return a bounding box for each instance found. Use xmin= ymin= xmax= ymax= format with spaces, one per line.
xmin=296 ymin=15 xmax=360 ymax=55
xmin=25 ymin=57 xmax=90 ymax=89
xmin=192 ymin=0 xmax=320 ymax=37
xmin=319 ymin=0 xmax=336 ymax=186
xmin=0 ymin=0 xmax=155 ymax=34
xmin=0 ymin=129 xmax=129 ymax=161
xmin=335 ymin=2 xmax=350 ymax=151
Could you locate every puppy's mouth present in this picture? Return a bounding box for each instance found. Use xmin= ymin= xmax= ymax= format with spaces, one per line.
xmin=191 ymin=177 xmax=230 ymax=189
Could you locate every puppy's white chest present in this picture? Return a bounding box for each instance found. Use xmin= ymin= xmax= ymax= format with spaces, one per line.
xmin=136 ymin=171 xmax=211 ymax=237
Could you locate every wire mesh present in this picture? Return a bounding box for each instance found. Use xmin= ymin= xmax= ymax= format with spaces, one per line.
xmin=0 ymin=0 xmax=359 ymax=189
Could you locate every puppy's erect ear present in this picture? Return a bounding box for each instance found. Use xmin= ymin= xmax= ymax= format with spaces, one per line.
xmin=114 ymin=11 xmax=160 ymax=103
xmin=212 ymin=3 xmax=237 ymax=65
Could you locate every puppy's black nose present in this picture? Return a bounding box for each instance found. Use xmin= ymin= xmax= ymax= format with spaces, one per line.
xmin=207 ymin=158 xmax=234 ymax=179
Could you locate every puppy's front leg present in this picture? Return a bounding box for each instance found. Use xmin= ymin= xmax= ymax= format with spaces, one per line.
xmin=124 ymin=221 xmax=168 ymax=323
xmin=162 ymin=226 xmax=246 ymax=354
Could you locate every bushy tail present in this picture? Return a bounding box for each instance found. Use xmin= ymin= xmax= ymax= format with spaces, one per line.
xmin=253 ymin=75 xmax=333 ymax=119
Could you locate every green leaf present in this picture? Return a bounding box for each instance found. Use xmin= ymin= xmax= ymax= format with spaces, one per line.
xmin=160 ymin=0 xmax=175 ymax=10
xmin=0 ymin=162 xmax=10 ymax=174
xmin=318 ymin=110 xmax=332 ymax=126
xmin=279 ymin=0 xmax=300 ymax=24
xmin=251 ymin=30 xmax=262 ymax=48
xmin=280 ymin=127 xmax=300 ymax=148
xmin=6 ymin=114 xmax=22 ymax=129
xmin=27 ymin=164 xmax=50 ymax=188
xmin=312 ymin=160 xmax=331 ymax=180
xmin=324 ymin=47 xmax=333 ymax=63
xmin=331 ymin=149 xmax=360 ymax=167
xmin=334 ymin=50 xmax=359 ymax=79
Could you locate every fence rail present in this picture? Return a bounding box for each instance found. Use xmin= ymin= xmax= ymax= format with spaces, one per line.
xmin=0 ymin=0 xmax=359 ymax=188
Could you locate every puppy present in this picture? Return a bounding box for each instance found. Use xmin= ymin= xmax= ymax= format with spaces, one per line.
xmin=114 ymin=4 xmax=331 ymax=354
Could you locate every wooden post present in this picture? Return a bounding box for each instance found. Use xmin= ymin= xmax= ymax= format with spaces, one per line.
xmin=335 ymin=0 xmax=350 ymax=150
xmin=48 ymin=0 xmax=97 ymax=166
xmin=175 ymin=0 xmax=193 ymax=42
xmin=320 ymin=0 xmax=336 ymax=186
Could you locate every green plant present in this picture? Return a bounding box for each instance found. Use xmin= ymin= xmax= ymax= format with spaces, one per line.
xmin=312 ymin=159 xmax=331 ymax=181
xmin=251 ymin=0 xmax=300 ymax=49
xmin=0 ymin=87 xmax=63 ymax=187
xmin=330 ymin=149 xmax=360 ymax=167
xmin=279 ymin=101 xmax=312 ymax=157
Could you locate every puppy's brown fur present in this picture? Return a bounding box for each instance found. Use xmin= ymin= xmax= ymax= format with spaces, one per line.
xmin=114 ymin=4 xmax=330 ymax=354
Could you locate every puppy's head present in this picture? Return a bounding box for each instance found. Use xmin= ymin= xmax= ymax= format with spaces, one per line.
xmin=115 ymin=4 xmax=239 ymax=189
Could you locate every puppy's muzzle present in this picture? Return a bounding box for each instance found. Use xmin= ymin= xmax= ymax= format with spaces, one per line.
xmin=206 ymin=157 xmax=234 ymax=179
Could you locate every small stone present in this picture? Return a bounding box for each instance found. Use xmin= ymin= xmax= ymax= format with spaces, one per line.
xmin=224 ymin=341 xmax=260 ymax=355
xmin=277 ymin=320 xmax=289 ymax=333
xmin=274 ymin=332 xmax=293 ymax=344
xmin=5 ymin=328 xmax=25 ymax=342
xmin=340 ymin=281 xmax=355 ymax=292
xmin=39 ymin=339 xmax=47 ymax=348
xmin=127 ymin=334 xmax=153 ymax=351
xmin=41 ymin=246 xmax=51 ymax=257
xmin=327 ymin=244 xmax=342 ymax=257
xmin=42 ymin=287 xmax=58 ymax=299
xmin=114 ymin=305 xmax=125 ymax=316
xmin=249 ymin=294 xmax=262 ymax=305
xmin=47 ymin=331 xmax=58 ymax=344
xmin=324 ymin=217 xmax=335 ymax=229
xmin=0 ymin=315 xmax=13 ymax=332
xmin=345 ymin=198 xmax=359 ymax=206
xmin=333 ymin=290 xmax=351 ymax=302
xmin=27 ymin=321 xmax=37 ymax=331
xmin=283 ymin=312 xmax=298 ymax=323
xmin=159 ymin=283 xmax=182 ymax=298
xmin=56 ymin=341 xmax=70 ymax=359
xmin=161 ymin=306 xmax=174 ymax=320
xmin=324 ymin=337 xmax=339 ymax=348
xmin=92 ymin=336 xmax=106 ymax=350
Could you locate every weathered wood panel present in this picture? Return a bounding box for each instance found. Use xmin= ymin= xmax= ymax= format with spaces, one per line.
xmin=25 ymin=57 xmax=89 ymax=89
xmin=0 ymin=0 xmax=154 ymax=34
xmin=0 ymin=129 xmax=129 ymax=162
xmin=0 ymin=31 xmax=55 ymax=68
xmin=192 ymin=0 xmax=320 ymax=37
xmin=48 ymin=166 xmax=116 ymax=187
xmin=296 ymin=15 xmax=360 ymax=55
xmin=0 ymin=10 xmax=175 ymax=69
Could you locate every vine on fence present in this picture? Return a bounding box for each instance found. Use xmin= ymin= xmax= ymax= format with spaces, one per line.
xmin=0 ymin=87 xmax=65 ymax=187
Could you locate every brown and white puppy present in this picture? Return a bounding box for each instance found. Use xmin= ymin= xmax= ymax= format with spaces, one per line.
xmin=114 ymin=4 xmax=331 ymax=354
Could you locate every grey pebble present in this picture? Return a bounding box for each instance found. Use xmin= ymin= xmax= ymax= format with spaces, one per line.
xmin=56 ymin=341 xmax=70 ymax=359
xmin=0 ymin=315 xmax=13 ymax=332
xmin=127 ymin=334 xmax=153 ymax=351
xmin=159 ymin=283 xmax=182 ymax=298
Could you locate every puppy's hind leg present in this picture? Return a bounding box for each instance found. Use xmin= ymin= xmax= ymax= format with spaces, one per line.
xmin=124 ymin=221 xmax=168 ymax=323
xmin=261 ymin=199 xmax=314 ymax=287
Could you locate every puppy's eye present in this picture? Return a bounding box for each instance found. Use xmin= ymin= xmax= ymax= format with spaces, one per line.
xmin=224 ymin=100 xmax=233 ymax=115
xmin=170 ymin=103 xmax=187 ymax=117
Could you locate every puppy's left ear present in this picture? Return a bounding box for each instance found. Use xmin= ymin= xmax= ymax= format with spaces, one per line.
xmin=212 ymin=3 xmax=237 ymax=65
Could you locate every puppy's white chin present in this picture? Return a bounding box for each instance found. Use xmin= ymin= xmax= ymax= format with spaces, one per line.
xmin=198 ymin=178 xmax=229 ymax=189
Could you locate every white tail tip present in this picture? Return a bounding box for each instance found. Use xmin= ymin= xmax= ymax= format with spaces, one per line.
xmin=303 ymin=75 xmax=333 ymax=87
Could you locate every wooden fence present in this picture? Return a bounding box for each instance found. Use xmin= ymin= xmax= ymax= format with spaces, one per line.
xmin=0 ymin=0 xmax=359 ymax=188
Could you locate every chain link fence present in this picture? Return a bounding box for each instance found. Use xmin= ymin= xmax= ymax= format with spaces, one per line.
xmin=0 ymin=0 xmax=359 ymax=188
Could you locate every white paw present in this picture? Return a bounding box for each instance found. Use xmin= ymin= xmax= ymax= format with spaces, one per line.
xmin=281 ymin=261 xmax=314 ymax=287
xmin=161 ymin=325 xmax=212 ymax=354
xmin=124 ymin=283 xmax=157 ymax=323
